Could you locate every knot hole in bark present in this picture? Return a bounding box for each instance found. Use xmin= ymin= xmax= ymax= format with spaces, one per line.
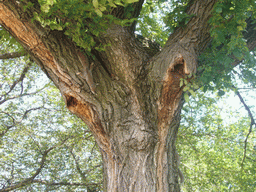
xmin=65 ymin=95 xmax=110 ymax=152
xmin=160 ymin=56 xmax=186 ymax=113
xmin=65 ymin=94 xmax=92 ymax=122
xmin=66 ymin=95 xmax=77 ymax=107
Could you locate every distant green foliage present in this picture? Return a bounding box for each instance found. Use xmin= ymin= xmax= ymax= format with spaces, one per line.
xmin=0 ymin=44 xmax=102 ymax=191
xmin=136 ymin=0 xmax=170 ymax=46
xmin=136 ymin=0 xmax=191 ymax=46
xmin=178 ymin=91 xmax=256 ymax=191
xmin=163 ymin=0 xmax=192 ymax=32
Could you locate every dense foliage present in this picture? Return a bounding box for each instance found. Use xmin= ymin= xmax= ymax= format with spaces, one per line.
xmin=179 ymin=91 xmax=256 ymax=191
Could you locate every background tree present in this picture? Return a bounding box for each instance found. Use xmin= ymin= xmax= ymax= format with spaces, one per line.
xmin=0 ymin=0 xmax=256 ymax=191
xmin=179 ymin=91 xmax=256 ymax=191
xmin=0 ymin=36 xmax=103 ymax=191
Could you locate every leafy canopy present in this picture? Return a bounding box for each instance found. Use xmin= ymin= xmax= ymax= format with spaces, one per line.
xmin=19 ymin=0 xmax=256 ymax=94
xmin=32 ymin=0 xmax=139 ymax=51
xmin=138 ymin=0 xmax=256 ymax=94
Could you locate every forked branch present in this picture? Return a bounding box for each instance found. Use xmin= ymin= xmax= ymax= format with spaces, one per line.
xmin=232 ymin=86 xmax=256 ymax=167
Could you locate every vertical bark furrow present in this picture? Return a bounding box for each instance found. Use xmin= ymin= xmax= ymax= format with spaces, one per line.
xmin=98 ymin=24 xmax=149 ymax=86
xmin=167 ymin=105 xmax=184 ymax=191
xmin=156 ymin=55 xmax=186 ymax=192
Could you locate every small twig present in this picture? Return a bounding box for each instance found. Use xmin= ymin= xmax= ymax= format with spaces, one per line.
xmin=0 ymin=86 xmax=47 ymax=105
xmin=0 ymin=148 xmax=53 ymax=192
xmin=232 ymin=86 xmax=256 ymax=167
xmin=69 ymin=148 xmax=87 ymax=182
xmin=32 ymin=180 xmax=101 ymax=186
xmin=3 ymin=62 xmax=32 ymax=96
xmin=0 ymin=51 xmax=27 ymax=60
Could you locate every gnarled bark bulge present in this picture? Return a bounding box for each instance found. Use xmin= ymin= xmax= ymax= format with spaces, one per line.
xmin=0 ymin=0 xmax=217 ymax=191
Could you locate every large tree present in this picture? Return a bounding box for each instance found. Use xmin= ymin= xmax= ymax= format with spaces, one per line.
xmin=0 ymin=0 xmax=256 ymax=191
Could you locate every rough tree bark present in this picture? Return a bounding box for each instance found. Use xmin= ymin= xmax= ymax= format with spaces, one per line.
xmin=0 ymin=0 xmax=255 ymax=191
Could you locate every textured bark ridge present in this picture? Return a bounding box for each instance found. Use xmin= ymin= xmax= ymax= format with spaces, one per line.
xmin=156 ymin=56 xmax=186 ymax=192
xmin=2 ymin=0 xmax=256 ymax=191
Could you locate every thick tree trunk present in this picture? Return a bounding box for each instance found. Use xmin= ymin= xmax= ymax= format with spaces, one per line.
xmin=0 ymin=1 xmax=218 ymax=191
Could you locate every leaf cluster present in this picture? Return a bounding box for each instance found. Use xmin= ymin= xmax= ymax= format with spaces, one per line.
xmin=180 ymin=73 xmax=199 ymax=102
xmin=163 ymin=0 xmax=193 ymax=32
xmin=136 ymin=0 xmax=170 ymax=46
xmin=31 ymin=0 xmax=139 ymax=51
xmin=199 ymin=0 xmax=256 ymax=93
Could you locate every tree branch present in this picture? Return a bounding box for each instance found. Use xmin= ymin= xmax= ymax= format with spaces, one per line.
xmin=232 ymin=86 xmax=256 ymax=167
xmin=32 ymin=179 xmax=101 ymax=186
xmin=0 ymin=148 xmax=53 ymax=192
xmin=68 ymin=140 xmax=101 ymax=183
xmin=69 ymin=148 xmax=88 ymax=182
xmin=0 ymin=85 xmax=47 ymax=105
xmin=0 ymin=51 xmax=27 ymax=59
xmin=10 ymin=61 xmax=32 ymax=92
xmin=0 ymin=106 xmax=43 ymax=137
xmin=0 ymin=138 xmax=72 ymax=192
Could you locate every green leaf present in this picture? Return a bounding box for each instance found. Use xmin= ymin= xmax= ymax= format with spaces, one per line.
xmin=215 ymin=6 xmax=222 ymax=13
xmin=125 ymin=0 xmax=139 ymax=3
xmin=180 ymin=79 xmax=184 ymax=87
xmin=217 ymin=90 xmax=225 ymax=96
xmin=193 ymin=84 xmax=199 ymax=90
xmin=92 ymin=0 xmax=99 ymax=8
xmin=99 ymin=6 xmax=106 ymax=12
xmin=216 ymin=30 xmax=225 ymax=43
xmin=184 ymin=93 xmax=190 ymax=103
xmin=237 ymin=26 xmax=244 ymax=31
xmin=114 ymin=0 xmax=124 ymax=6
xmin=183 ymin=86 xmax=189 ymax=92
xmin=189 ymin=89 xmax=196 ymax=97
xmin=109 ymin=2 xmax=117 ymax=7
xmin=95 ymin=9 xmax=102 ymax=17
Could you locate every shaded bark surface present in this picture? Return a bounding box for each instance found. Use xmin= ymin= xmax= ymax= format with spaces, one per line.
xmin=1 ymin=0 xmax=256 ymax=191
